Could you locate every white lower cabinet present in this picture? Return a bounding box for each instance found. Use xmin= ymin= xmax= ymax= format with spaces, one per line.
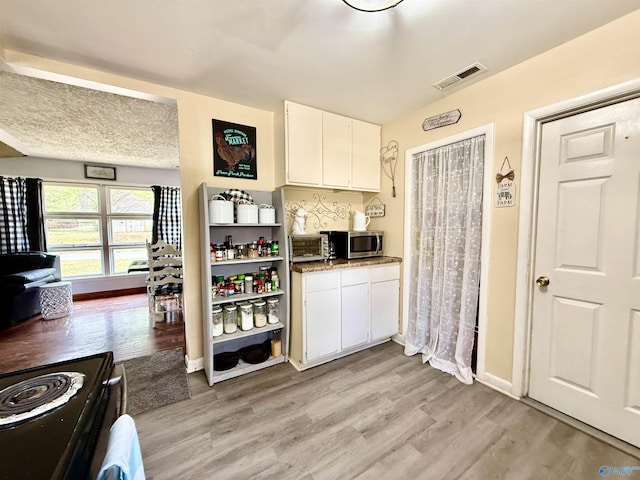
xmin=290 ymin=261 xmax=400 ymax=371
xmin=371 ymin=264 xmax=401 ymax=341
xmin=341 ymin=268 xmax=369 ymax=349
xmin=305 ymin=287 xmax=341 ymax=361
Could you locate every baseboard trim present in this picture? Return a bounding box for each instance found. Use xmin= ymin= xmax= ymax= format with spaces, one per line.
xmin=476 ymin=373 xmax=519 ymax=400
xmin=73 ymin=287 xmax=146 ymax=301
xmin=391 ymin=333 xmax=405 ymax=346
xmin=521 ymin=398 xmax=640 ymax=459
xmin=185 ymin=355 xmax=204 ymax=373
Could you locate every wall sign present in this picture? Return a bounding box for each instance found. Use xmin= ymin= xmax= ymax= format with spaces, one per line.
xmin=212 ymin=119 xmax=257 ymax=180
xmin=422 ymin=109 xmax=462 ymax=131
xmin=496 ymin=157 xmax=516 ymax=208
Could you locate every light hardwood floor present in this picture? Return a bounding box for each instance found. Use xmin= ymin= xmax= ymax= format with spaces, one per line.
xmin=0 ymin=293 xmax=185 ymax=374
xmin=135 ymin=341 xmax=638 ymax=480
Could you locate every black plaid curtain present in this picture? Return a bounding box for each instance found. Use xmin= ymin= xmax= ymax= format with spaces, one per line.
xmin=0 ymin=176 xmax=47 ymax=254
xmin=151 ymin=185 xmax=182 ymax=249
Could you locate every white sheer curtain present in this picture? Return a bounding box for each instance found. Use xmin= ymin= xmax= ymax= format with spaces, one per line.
xmin=404 ymin=135 xmax=485 ymax=384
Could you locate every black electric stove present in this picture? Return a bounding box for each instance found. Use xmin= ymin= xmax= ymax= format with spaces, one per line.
xmin=0 ymin=352 xmax=117 ymax=480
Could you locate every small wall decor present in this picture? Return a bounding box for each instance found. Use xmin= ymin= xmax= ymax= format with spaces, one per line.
xmin=212 ymin=119 xmax=257 ymax=180
xmin=495 ymin=156 xmax=516 ymax=208
xmin=285 ymin=194 xmax=352 ymax=230
xmin=422 ymin=109 xmax=462 ymax=131
xmin=84 ymin=164 xmax=116 ymax=181
xmin=365 ymin=197 xmax=386 ymax=217
xmin=380 ymin=140 xmax=399 ymax=197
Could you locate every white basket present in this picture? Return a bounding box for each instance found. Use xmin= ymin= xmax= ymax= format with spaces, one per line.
xmin=208 ymin=195 xmax=234 ymax=224
xmin=258 ymin=204 xmax=276 ymax=224
xmin=40 ymin=281 xmax=73 ymax=320
xmin=237 ymin=201 xmax=259 ymax=224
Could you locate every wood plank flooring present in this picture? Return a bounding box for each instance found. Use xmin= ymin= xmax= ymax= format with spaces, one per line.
xmin=0 ymin=293 xmax=185 ymax=374
xmin=135 ymin=341 xmax=638 ymax=480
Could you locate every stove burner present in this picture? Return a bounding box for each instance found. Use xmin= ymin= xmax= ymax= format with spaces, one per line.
xmin=0 ymin=372 xmax=85 ymax=427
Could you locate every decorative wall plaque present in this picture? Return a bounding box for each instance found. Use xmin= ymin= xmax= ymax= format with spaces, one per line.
xmin=495 ymin=157 xmax=516 ymax=208
xmin=422 ymin=109 xmax=462 ymax=131
xmin=212 ymin=119 xmax=257 ymax=179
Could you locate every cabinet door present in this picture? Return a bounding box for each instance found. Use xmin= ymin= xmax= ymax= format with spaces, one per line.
xmin=322 ymin=112 xmax=351 ymax=188
xmin=305 ymin=288 xmax=341 ymax=361
xmin=371 ymin=279 xmax=399 ymax=341
xmin=341 ymin=283 xmax=369 ymax=349
xmin=286 ymin=102 xmax=323 ymax=185
xmin=351 ymin=119 xmax=381 ymax=191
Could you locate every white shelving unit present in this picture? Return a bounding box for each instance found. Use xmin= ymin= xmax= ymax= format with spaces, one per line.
xmin=199 ymin=183 xmax=290 ymax=386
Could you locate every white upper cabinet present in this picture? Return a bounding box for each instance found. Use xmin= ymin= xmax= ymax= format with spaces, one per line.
xmin=352 ymin=119 xmax=381 ymax=191
xmin=280 ymin=101 xmax=381 ymax=192
xmin=322 ymin=112 xmax=351 ymax=189
xmin=285 ymin=101 xmax=323 ymax=185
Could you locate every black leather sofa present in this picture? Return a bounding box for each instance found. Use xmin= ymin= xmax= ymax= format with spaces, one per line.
xmin=0 ymin=252 xmax=62 ymax=328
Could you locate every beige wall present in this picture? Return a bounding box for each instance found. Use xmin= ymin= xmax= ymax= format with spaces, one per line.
xmin=2 ymin=49 xmax=276 ymax=363
xmin=4 ymin=8 xmax=640 ymax=380
xmin=378 ymin=10 xmax=640 ymax=382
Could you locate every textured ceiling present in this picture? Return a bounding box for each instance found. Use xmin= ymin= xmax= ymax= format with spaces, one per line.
xmin=0 ymin=71 xmax=179 ymax=168
xmin=0 ymin=1 xmax=639 ymax=169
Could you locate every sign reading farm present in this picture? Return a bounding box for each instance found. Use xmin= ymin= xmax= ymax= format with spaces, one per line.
xmin=212 ymin=119 xmax=257 ymax=180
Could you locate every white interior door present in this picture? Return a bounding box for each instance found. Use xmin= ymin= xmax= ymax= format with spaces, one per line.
xmin=529 ymin=97 xmax=640 ymax=447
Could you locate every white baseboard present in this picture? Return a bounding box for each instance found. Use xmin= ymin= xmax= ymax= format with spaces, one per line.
xmin=391 ymin=333 xmax=405 ymax=346
xmin=185 ymin=355 xmax=204 ymax=373
xmin=476 ymin=372 xmax=519 ymax=400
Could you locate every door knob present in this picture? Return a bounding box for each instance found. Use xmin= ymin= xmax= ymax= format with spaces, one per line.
xmin=536 ymin=276 xmax=550 ymax=286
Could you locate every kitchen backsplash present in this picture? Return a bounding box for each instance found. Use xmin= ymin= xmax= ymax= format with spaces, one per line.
xmin=283 ymin=188 xmax=364 ymax=234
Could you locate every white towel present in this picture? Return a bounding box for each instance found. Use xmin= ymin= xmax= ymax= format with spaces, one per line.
xmin=97 ymin=414 xmax=146 ymax=480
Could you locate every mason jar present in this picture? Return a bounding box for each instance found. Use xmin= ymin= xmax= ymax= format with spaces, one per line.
xmin=239 ymin=302 xmax=254 ymax=331
xmin=212 ymin=306 xmax=223 ymax=337
xmin=253 ymin=300 xmax=267 ymax=328
xmin=267 ymin=297 xmax=280 ymax=324
xmin=223 ymin=304 xmax=238 ymax=334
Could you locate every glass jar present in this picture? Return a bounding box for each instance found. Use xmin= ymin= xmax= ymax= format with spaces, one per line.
xmin=226 ymin=246 xmax=235 ymax=260
xmin=248 ymin=243 xmax=259 ymax=258
xmin=234 ymin=279 xmax=243 ymax=295
xmin=254 ymin=300 xmax=267 ymax=327
xmin=212 ymin=306 xmax=223 ymax=337
xmin=267 ymin=297 xmax=280 ymax=324
xmin=236 ymin=244 xmax=247 ymax=259
xmin=271 ymin=240 xmax=279 ymax=257
xmin=223 ymin=304 xmax=238 ymax=334
xmin=239 ymin=302 xmax=254 ymax=331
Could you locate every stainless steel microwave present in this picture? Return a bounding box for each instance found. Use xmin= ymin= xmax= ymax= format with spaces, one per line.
xmin=321 ymin=230 xmax=384 ymax=259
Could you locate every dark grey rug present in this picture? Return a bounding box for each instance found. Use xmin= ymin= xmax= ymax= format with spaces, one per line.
xmin=119 ymin=348 xmax=191 ymax=416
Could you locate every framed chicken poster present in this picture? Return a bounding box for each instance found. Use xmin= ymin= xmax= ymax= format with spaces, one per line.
xmin=212 ymin=119 xmax=257 ymax=180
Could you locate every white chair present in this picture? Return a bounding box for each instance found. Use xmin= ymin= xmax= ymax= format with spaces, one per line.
xmin=146 ymin=240 xmax=183 ymax=326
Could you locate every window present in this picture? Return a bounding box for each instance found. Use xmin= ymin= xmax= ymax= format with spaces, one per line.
xmin=43 ymin=183 xmax=154 ymax=278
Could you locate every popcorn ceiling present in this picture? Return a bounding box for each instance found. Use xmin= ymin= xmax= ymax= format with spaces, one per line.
xmin=0 ymin=71 xmax=179 ymax=168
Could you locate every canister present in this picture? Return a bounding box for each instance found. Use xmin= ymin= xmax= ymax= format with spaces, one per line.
xmin=208 ymin=195 xmax=234 ymax=224
xmin=239 ymin=302 xmax=254 ymax=331
xmin=223 ymin=304 xmax=238 ymax=334
xmin=253 ymin=300 xmax=267 ymax=327
xmin=258 ymin=204 xmax=276 ymax=224
xmin=267 ymin=297 xmax=280 ymax=324
xmin=212 ymin=306 xmax=223 ymax=337
xmin=236 ymin=200 xmax=259 ymax=224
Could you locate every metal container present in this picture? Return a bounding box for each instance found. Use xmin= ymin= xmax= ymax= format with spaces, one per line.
xmin=258 ymin=204 xmax=276 ymax=224
xmin=208 ymin=195 xmax=234 ymax=224
xmin=236 ymin=201 xmax=259 ymax=224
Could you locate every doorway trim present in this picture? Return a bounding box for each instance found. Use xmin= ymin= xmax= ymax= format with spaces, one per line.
xmin=512 ymin=78 xmax=640 ymax=398
xmin=402 ymin=123 xmax=494 ymax=384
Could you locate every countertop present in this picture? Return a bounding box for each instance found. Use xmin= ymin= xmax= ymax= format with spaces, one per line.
xmin=290 ymin=256 xmax=402 ymax=273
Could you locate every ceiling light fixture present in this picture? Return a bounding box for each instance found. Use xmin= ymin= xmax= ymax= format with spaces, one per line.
xmin=342 ymin=0 xmax=405 ymax=12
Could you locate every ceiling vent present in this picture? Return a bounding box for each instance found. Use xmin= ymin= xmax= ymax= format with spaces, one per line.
xmin=433 ymin=62 xmax=487 ymax=91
